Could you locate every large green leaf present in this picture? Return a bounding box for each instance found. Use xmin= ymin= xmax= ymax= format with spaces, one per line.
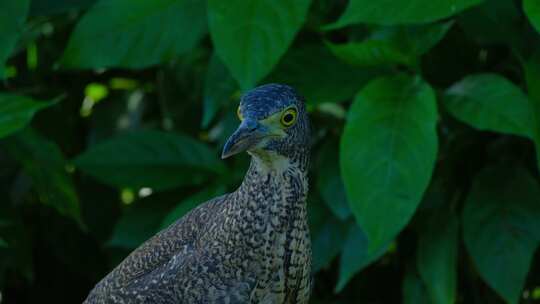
xmin=0 ymin=0 xmax=30 ymax=78
xmin=160 ymin=185 xmax=226 ymax=229
xmin=74 ymin=130 xmax=224 ymax=191
xmin=2 ymin=129 xmax=82 ymax=226
xmin=316 ymin=141 xmax=351 ymax=220
xmin=29 ymin=0 xmax=96 ymax=16
xmin=417 ymin=212 xmax=458 ymax=304
xmin=0 ymin=94 xmax=56 ymax=139
xmin=341 ymin=75 xmax=438 ymax=253
xmin=268 ymin=45 xmax=379 ymax=105
xmin=326 ymin=22 xmax=452 ymax=68
xmin=202 ymin=54 xmax=238 ymax=128
xmin=525 ymin=52 xmax=540 ymax=172
xmin=463 ymin=166 xmax=540 ymax=304
xmin=108 ymin=199 xmax=170 ymax=249
xmin=524 ymin=0 xmax=540 ymax=34
xmin=329 ymin=0 xmax=482 ymax=27
xmin=61 ymin=0 xmax=206 ymax=69
xmin=335 ymin=225 xmax=388 ymax=292
xmin=309 ymin=199 xmax=350 ymax=273
xmin=208 ymin=0 xmax=311 ymax=90
xmin=443 ymin=74 xmax=535 ymax=139
xmin=458 ymin=0 xmax=524 ymax=48
xmin=403 ymin=265 xmax=431 ymax=304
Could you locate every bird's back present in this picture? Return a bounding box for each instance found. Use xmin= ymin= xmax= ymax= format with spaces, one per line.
xmin=84 ymin=194 xmax=228 ymax=304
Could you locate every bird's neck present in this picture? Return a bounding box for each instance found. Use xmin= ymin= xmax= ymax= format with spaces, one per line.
xmin=235 ymin=149 xmax=309 ymax=211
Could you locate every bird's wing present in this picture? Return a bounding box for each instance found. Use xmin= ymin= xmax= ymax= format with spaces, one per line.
xmin=86 ymin=194 xmax=228 ymax=300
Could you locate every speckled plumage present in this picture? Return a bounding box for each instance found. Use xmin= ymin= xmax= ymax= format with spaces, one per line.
xmin=84 ymin=84 xmax=312 ymax=304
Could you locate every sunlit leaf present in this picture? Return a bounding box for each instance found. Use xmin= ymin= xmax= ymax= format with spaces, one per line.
xmin=444 ymin=74 xmax=535 ymax=139
xmin=74 ymin=130 xmax=224 ymax=191
xmin=0 ymin=94 xmax=56 ymax=139
xmin=208 ymin=0 xmax=311 ymax=90
xmin=463 ymin=166 xmax=540 ymax=304
xmin=0 ymin=0 xmax=30 ymax=78
xmin=2 ymin=129 xmax=82 ymax=226
xmin=328 ymin=0 xmax=482 ymax=28
xmin=341 ymin=74 xmax=438 ymax=253
xmin=417 ymin=212 xmax=458 ymax=304
xmin=61 ymin=0 xmax=206 ymax=69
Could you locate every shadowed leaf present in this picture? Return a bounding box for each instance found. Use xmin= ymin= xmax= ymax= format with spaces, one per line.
xmin=463 ymin=166 xmax=540 ymax=304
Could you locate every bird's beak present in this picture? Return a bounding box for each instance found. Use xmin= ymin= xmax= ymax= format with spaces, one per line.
xmin=222 ymin=119 xmax=269 ymax=159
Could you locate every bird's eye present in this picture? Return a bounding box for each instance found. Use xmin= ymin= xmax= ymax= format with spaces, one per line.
xmin=280 ymin=108 xmax=297 ymax=127
xmin=237 ymin=106 xmax=243 ymax=121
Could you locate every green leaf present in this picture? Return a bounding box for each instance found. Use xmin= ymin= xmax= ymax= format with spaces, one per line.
xmin=524 ymin=0 xmax=540 ymax=34
xmin=0 ymin=238 xmax=7 ymax=248
xmin=2 ymin=129 xmax=82 ymax=226
xmin=61 ymin=0 xmax=206 ymax=69
xmin=458 ymin=0 xmax=524 ymax=48
xmin=341 ymin=74 xmax=438 ymax=253
xmin=417 ymin=212 xmax=458 ymax=304
xmin=316 ymin=142 xmax=351 ymax=220
xmin=108 ymin=199 xmax=170 ymax=249
xmin=403 ymin=265 xmax=431 ymax=304
xmin=327 ymin=22 xmax=452 ymax=67
xmin=335 ymin=225 xmax=388 ymax=292
xmin=208 ymin=0 xmax=311 ymax=90
xmin=443 ymin=74 xmax=535 ymax=139
xmin=0 ymin=94 xmax=56 ymax=139
xmin=268 ymin=44 xmax=379 ymax=105
xmin=524 ymin=52 xmax=540 ymax=172
xmin=329 ymin=0 xmax=482 ymax=28
xmin=75 ymin=130 xmax=224 ymax=191
xmin=0 ymin=0 xmax=30 ymax=78
xmin=309 ymin=199 xmax=350 ymax=272
xmin=29 ymin=0 xmax=96 ymax=16
xmin=463 ymin=166 xmax=540 ymax=304
xmin=202 ymin=54 xmax=238 ymax=128
xmin=160 ymin=185 xmax=226 ymax=229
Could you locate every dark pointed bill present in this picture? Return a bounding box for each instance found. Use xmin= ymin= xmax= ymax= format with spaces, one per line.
xmin=222 ymin=119 xmax=268 ymax=159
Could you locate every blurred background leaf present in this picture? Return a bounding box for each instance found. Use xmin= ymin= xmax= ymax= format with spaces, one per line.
xmin=0 ymin=94 xmax=55 ymax=138
xmin=0 ymin=0 xmax=29 ymax=78
xmin=74 ymin=130 xmax=223 ymax=190
xmin=328 ymin=0 xmax=482 ymax=28
xmin=61 ymin=0 xmax=207 ymax=69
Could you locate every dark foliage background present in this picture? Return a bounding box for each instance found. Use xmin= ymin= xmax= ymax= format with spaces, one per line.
xmin=1 ymin=0 xmax=540 ymax=303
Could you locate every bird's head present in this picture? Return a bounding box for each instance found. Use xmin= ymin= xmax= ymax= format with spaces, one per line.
xmin=222 ymin=84 xmax=310 ymax=163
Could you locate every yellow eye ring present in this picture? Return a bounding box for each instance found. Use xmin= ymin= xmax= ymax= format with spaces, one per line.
xmin=280 ymin=107 xmax=297 ymax=127
xmin=237 ymin=106 xmax=243 ymax=121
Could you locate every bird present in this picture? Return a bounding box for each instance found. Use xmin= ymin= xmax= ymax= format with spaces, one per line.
xmin=84 ymin=83 xmax=313 ymax=304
